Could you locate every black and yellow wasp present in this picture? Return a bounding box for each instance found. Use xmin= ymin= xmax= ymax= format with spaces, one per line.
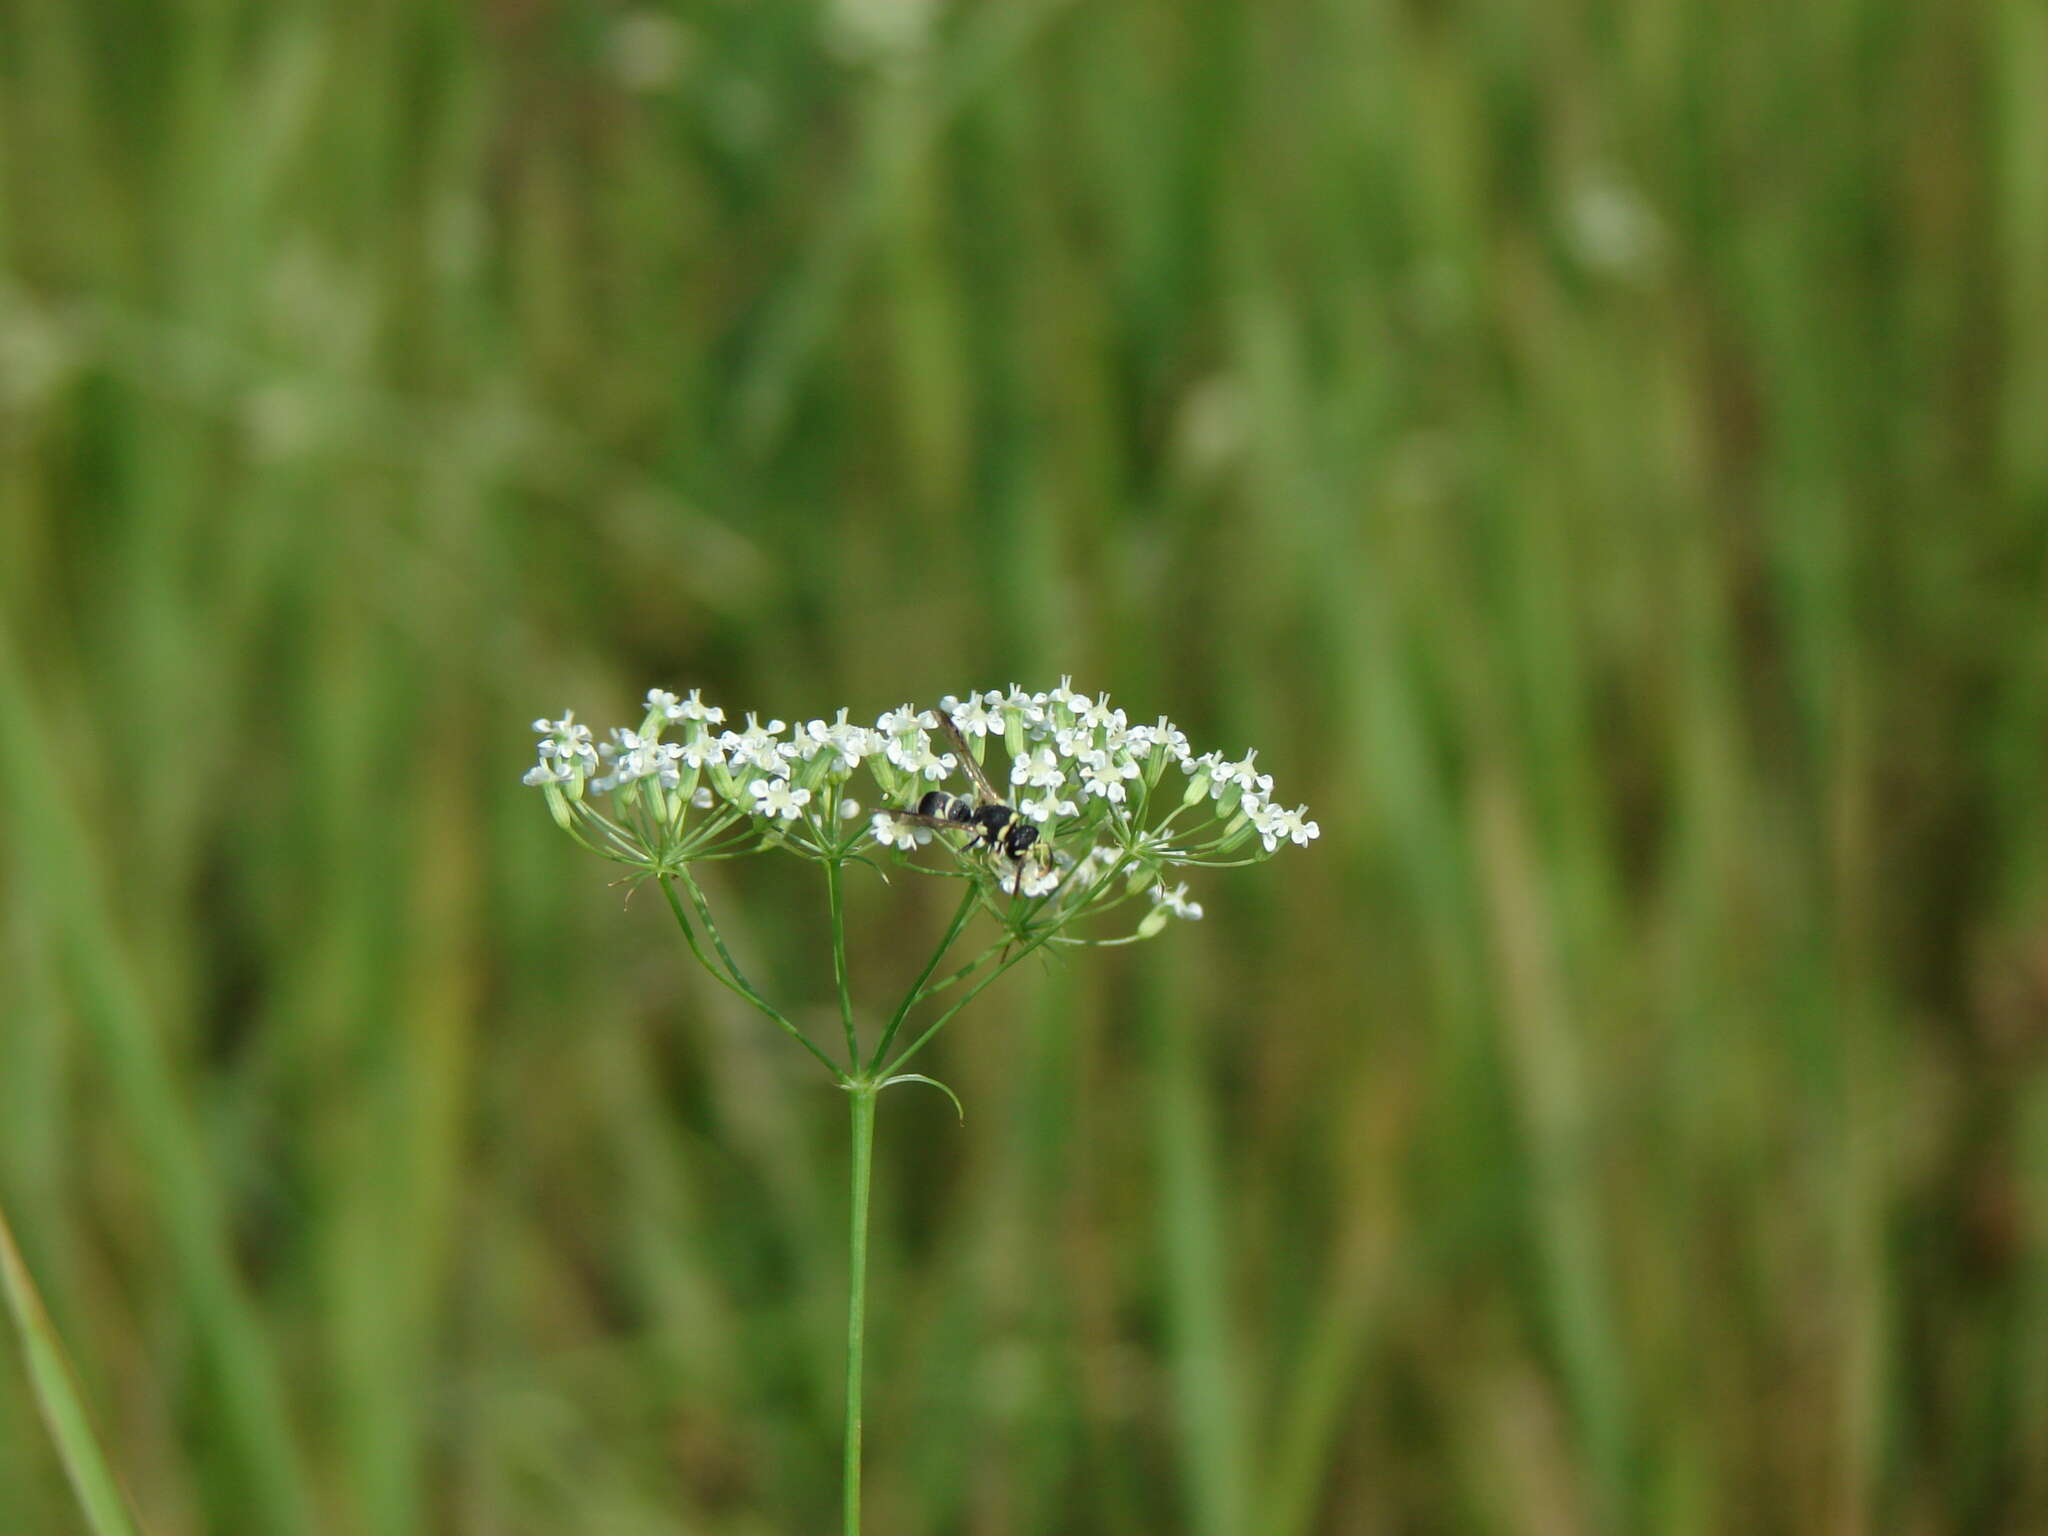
xmin=897 ymin=712 xmax=1042 ymax=862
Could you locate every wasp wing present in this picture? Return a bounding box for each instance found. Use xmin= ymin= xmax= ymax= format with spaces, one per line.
xmin=937 ymin=710 xmax=1004 ymax=805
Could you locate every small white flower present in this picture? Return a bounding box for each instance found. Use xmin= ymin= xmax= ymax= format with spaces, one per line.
xmin=691 ymin=787 xmax=715 ymax=809
xmin=525 ymin=714 xmax=600 ymax=785
xmin=1078 ymin=749 xmax=1141 ymax=803
xmin=1147 ymin=717 xmax=1191 ymax=760
xmin=721 ymin=715 xmax=791 ymax=777
xmin=530 ymin=712 xmax=598 ymax=767
xmin=602 ymin=728 xmax=685 ymax=788
xmin=1151 ymin=881 xmax=1205 ymax=921
xmin=748 ymin=778 xmax=812 ymax=820
xmin=677 ymin=734 xmax=725 ymax=770
xmin=1251 ymin=801 xmax=1319 ymax=852
xmin=1010 ymin=746 xmax=1065 ymax=791
xmin=996 ymin=684 xmax=1045 ymax=728
xmin=1224 ymin=749 xmax=1271 ymax=794
xmin=837 ymin=797 xmax=862 ymax=820
xmin=869 ymin=810 xmax=933 ymax=850
xmin=1044 ymin=676 xmax=1085 ymax=713
xmin=890 ymin=738 xmax=958 ymax=781
xmin=1054 ymin=724 xmax=1095 ymax=758
xmin=1099 ymin=714 xmax=1140 ymax=754
xmin=1189 ymin=749 xmax=1269 ymax=802
xmin=999 ymin=860 xmax=1063 ymax=898
xmin=1077 ymin=692 xmax=1120 ymax=731
xmin=1272 ymin=804 xmax=1318 ymax=847
xmin=1250 ymin=801 xmax=1283 ymax=851
xmin=660 ymin=688 xmax=725 ymax=726
xmin=944 ymin=691 xmax=1004 ymax=738
xmin=876 ymin=703 xmax=935 ymax=738
xmin=1018 ymin=792 xmax=1078 ymax=824
xmin=801 ymin=709 xmax=879 ymax=771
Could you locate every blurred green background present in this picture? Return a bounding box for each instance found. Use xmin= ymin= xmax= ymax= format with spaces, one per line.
xmin=3 ymin=0 xmax=2046 ymax=1530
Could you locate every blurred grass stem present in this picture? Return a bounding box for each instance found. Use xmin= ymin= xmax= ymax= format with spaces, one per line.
xmin=0 ymin=1201 xmax=146 ymax=1536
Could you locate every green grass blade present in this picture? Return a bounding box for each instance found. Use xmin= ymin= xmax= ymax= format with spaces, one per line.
xmin=0 ymin=1201 xmax=147 ymax=1536
xmin=0 ymin=622 xmax=320 ymax=1535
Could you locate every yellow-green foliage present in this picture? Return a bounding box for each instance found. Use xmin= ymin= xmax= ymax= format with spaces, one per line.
xmin=1 ymin=0 xmax=2044 ymax=1530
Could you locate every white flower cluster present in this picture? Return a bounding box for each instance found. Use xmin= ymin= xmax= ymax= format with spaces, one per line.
xmin=525 ymin=681 xmax=1315 ymax=930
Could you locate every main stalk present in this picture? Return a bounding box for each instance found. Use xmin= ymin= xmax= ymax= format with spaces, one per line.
xmin=843 ymin=1085 xmax=877 ymax=1535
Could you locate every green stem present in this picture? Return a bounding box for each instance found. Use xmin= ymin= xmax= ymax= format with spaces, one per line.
xmin=656 ymin=876 xmax=847 ymax=1082
xmin=883 ymin=856 xmax=1135 ymax=1077
xmin=843 ymin=1085 xmax=878 ymax=1536
xmin=675 ymin=867 xmax=767 ymax=997
xmin=868 ymin=885 xmax=979 ymax=1073
xmin=902 ymin=941 xmax=1005 ymax=1011
xmin=826 ymin=859 xmax=859 ymax=1067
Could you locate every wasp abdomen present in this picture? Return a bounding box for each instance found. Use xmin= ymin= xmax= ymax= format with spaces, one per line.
xmin=918 ymin=790 xmax=975 ymax=824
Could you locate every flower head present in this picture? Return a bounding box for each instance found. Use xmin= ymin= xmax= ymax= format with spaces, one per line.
xmin=525 ymin=712 xmax=599 ymax=785
xmin=523 ymin=683 xmax=1314 ymax=899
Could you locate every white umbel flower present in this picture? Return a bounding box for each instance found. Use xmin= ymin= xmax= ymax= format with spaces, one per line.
xmin=653 ymin=687 xmax=725 ymax=726
xmin=869 ymin=810 xmax=933 ymax=850
xmin=601 ymin=728 xmax=684 ymax=789
xmin=523 ymin=682 xmax=1315 ymax=889
xmin=797 ymin=710 xmax=881 ymax=772
xmin=1017 ymin=792 xmax=1078 ymax=824
xmin=943 ymin=691 xmax=1005 ymax=738
xmin=525 ymin=712 xmax=599 ymax=784
xmin=722 ymin=715 xmax=792 ymax=777
xmin=999 ymin=860 xmax=1063 ymax=898
xmin=1145 ymin=717 xmax=1191 ymax=760
xmin=1078 ymin=749 xmax=1140 ymax=804
xmin=749 ymin=778 xmax=813 ymax=821
xmin=1010 ymin=746 xmax=1065 ymax=791
xmin=677 ymin=734 xmax=725 ymax=770
xmin=892 ymin=738 xmax=958 ymax=782
xmin=1252 ymin=801 xmax=1319 ymax=851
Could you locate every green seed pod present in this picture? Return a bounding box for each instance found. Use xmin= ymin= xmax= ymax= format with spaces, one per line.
xmin=543 ymin=782 xmax=575 ymax=831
